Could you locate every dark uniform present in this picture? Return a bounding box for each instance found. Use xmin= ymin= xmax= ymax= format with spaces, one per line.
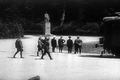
xmin=67 ymin=36 xmax=73 ymax=53
xmin=37 ymin=37 xmax=44 ymax=56
xmin=13 ymin=37 xmax=23 ymax=58
xmin=74 ymin=36 xmax=82 ymax=54
xmin=51 ymin=37 xmax=57 ymax=52
xmin=41 ymin=37 xmax=52 ymax=60
xmin=58 ymin=36 xmax=65 ymax=53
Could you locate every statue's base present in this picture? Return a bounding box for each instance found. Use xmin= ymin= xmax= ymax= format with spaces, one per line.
xmin=45 ymin=22 xmax=51 ymax=36
xmin=45 ymin=34 xmax=53 ymax=37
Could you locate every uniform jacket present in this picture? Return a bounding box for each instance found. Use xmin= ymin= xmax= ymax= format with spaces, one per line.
xmin=44 ymin=40 xmax=50 ymax=50
xmin=15 ymin=39 xmax=23 ymax=49
xmin=58 ymin=38 xmax=65 ymax=47
xmin=74 ymin=39 xmax=82 ymax=46
xmin=51 ymin=39 xmax=57 ymax=47
xmin=38 ymin=39 xmax=43 ymax=48
xmin=67 ymin=39 xmax=73 ymax=47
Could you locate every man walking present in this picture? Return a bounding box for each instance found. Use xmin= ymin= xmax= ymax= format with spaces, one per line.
xmin=51 ymin=36 xmax=57 ymax=52
xmin=67 ymin=36 xmax=73 ymax=53
xmin=58 ymin=36 xmax=65 ymax=53
xmin=41 ymin=37 xmax=53 ymax=60
xmin=74 ymin=36 xmax=83 ymax=54
xmin=13 ymin=36 xmax=23 ymax=58
xmin=37 ymin=37 xmax=44 ymax=56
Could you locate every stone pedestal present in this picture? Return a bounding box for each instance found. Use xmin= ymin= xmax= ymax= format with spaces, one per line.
xmin=45 ymin=22 xmax=51 ymax=36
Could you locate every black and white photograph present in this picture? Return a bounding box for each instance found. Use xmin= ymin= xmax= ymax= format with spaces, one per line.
xmin=0 ymin=0 xmax=120 ymax=80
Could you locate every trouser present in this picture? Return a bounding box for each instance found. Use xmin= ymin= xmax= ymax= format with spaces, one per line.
xmin=37 ymin=48 xmax=43 ymax=56
xmin=78 ymin=46 xmax=82 ymax=54
xmin=74 ymin=46 xmax=78 ymax=54
xmin=13 ymin=48 xmax=23 ymax=58
xmin=59 ymin=47 xmax=63 ymax=53
xmin=68 ymin=47 xmax=72 ymax=53
xmin=41 ymin=49 xmax=52 ymax=59
xmin=52 ymin=47 xmax=56 ymax=52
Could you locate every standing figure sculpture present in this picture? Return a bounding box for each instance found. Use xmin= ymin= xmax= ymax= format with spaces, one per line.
xmin=45 ymin=12 xmax=50 ymax=23
xmin=44 ymin=12 xmax=51 ymax=35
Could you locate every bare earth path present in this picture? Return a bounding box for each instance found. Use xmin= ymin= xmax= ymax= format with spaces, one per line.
xmin=0 ymin=35 xmax=120 ymax=80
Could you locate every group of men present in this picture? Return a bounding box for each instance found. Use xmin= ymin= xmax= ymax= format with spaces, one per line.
xmin=37 ymin=36 xmax=53 ymax=60
xmin=13 ymin=35 xmax=83 ymax=60
xmin=51 ymin=36 xmax=83 ymax=54
xmin=13 ymin=36 xmax=53 ymax=60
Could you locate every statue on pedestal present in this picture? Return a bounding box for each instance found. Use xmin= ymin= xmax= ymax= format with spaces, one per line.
xmin=44 ymin=12 xmax=51 ymax=36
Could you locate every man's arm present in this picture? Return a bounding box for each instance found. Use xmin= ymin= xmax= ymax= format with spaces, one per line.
xmin=20 ymin=40 xmax=23 ymax=48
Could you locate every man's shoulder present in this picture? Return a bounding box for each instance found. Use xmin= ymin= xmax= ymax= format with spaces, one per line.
xmin=62 ymin=39 xmax=65 ymax=41
xmin=16 ymin=39 xmax=21 ymax=42
xmin=68 ymin=39 xmax=72 ymax=41
xmin=80 ymin=39 xmax=82 ymax=41
xmin=78 ymin=39 xmax=82 ymax=42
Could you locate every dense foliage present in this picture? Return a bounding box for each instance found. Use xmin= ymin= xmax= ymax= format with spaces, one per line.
xmin=0 ymin=0 xmax=120 ymax=37
xmin=0 ymin=22 xmax=24 ymax=38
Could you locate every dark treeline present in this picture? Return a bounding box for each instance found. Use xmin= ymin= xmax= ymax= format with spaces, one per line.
xmin=0 ymin=0 xmax=120 ymax=38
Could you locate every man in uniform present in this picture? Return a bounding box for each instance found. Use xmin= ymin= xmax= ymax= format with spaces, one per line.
xmin=40 ymin=37 xmax=53 ymax=60
xmin=51 ymin=36 xmax=57 ymax=52
xmin=74 ymin=36 xmax=83 ymax=54
xmin=67 ymin=36 xmax=73 ymax=53
xmin=37 ymin=36 xmax=44 ymax=56
xmin=13 ymin=36 xmax=23 ymax=58
xmin=58 ymin=36 xmax=65 ymax=53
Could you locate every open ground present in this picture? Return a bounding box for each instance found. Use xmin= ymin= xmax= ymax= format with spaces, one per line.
xmin=0 ymin=35 xmax=120 ymax=80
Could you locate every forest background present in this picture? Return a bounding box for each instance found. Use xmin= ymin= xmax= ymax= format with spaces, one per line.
xmin=0 ymin=0 xmax=120 ymax=38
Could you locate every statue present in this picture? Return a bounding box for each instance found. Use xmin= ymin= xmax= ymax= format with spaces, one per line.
xmin=44 ymin=12 xmax=51 ymax=36
xmin=45 ymin=12 xmax=50 ymax=23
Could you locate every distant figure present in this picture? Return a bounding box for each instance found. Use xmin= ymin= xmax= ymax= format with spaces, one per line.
xmin=67 ymin=36 xmax=73 ymax=53
xmin=41 ymin=37 xmax=53 ymax=60
xmin=74 ymin=36 xmax=83 ymax=54
xmin=37 ymin=37 xmax=44 ymax=56
xmin=58 ymin=36 xmax=65 ymax=53
xmin=51 ymin=36 xmax=57 ymax=52
xmin=13 ymin=36 xmax=23 ymax=58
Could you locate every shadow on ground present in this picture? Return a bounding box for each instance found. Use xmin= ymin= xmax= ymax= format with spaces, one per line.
xmin=29 ymin=55 xmax=39 ymax=57
xmin=7 ymin=57 xmax=25 ymax=59
xmin=7 ymin=57 xmax=15 ymax=59
xmin=79 ymin=54 xmax=120 ymax=59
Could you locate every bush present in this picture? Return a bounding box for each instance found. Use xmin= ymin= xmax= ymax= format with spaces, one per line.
xmin=81 ymin=22 xmax=100 ymax=35
xmin=52 ymin=22 xmax=100 ymax=35
xmin=24 ymin=21 xmax=44 ymax=34
xmin=0 ymin=22 xmax=24 ymax=38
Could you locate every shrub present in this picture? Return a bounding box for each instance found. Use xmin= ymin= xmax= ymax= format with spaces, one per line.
xmin=0 ymin=22 xmax=24 ymax=38
xmin=52 ymin=22 xmax=100 ymax=35
xmin=82 ymin=22 xmax=100 ymax=35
